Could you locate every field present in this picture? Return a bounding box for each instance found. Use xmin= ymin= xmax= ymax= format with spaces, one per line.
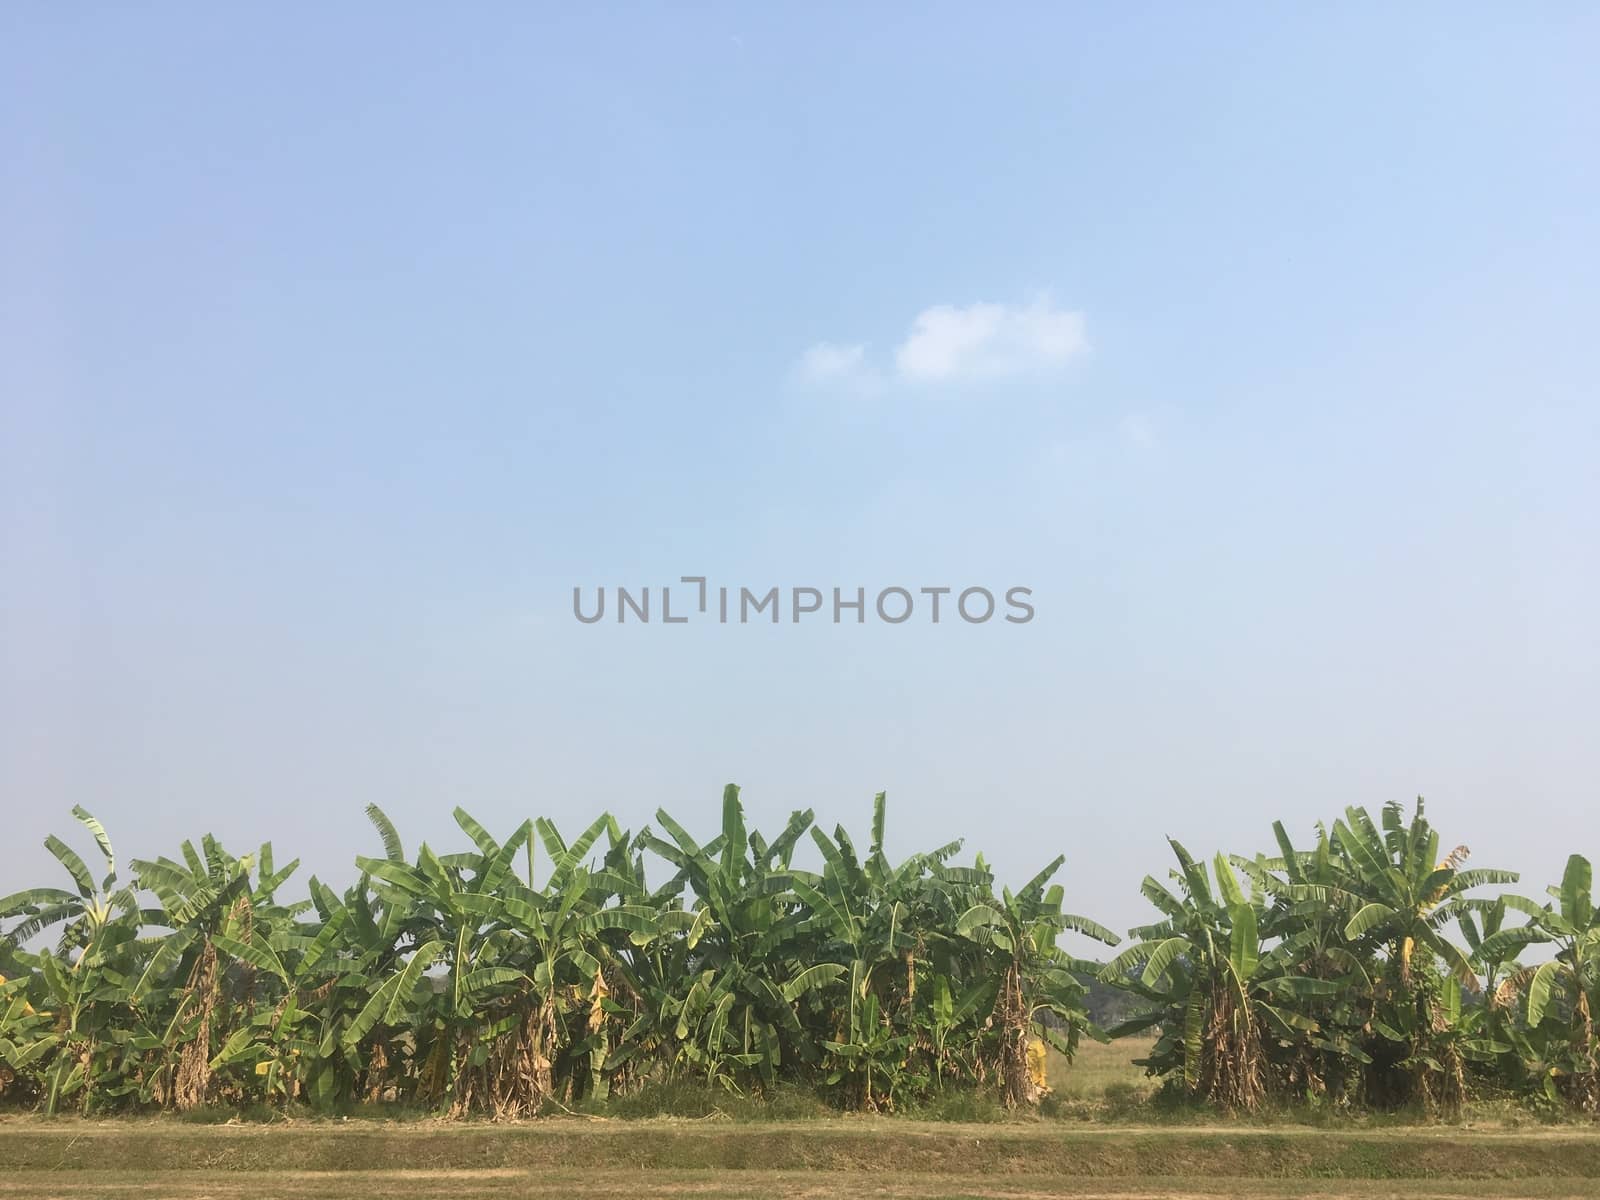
xmin=3 ymin=1118 xmax=1599 ymax=1199
xmin=6 ymin=803 xmax=1600 ymax=1198
xmin=9 ymin=1033 xmax=1599 ymax=1198
xmin=7 ymin=799 xmax=1598 ymax=1128
xmin=1048 ymin=1035 xmax=1156 ymax=1100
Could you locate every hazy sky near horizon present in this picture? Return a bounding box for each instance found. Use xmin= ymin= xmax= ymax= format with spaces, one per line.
xmin=3 ymin=7 xmax=1597 ymax=941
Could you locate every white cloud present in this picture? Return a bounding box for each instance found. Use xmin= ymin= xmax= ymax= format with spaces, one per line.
xmin=895 ymin=298 xmax=1087 ymax=382
xmin=791 ymin=340 xmax=885 ymax=395
xmin=793 ymin=296 xmax=1088 ymax=392
xmin=795 ymin=341 xmax=867 ymax=382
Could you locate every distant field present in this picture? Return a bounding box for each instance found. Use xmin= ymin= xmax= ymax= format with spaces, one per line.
xmin=1049 ymin=1034 xmax=1157 ymax=1099
xmin=5 ymin=1119 xmax=1600 ymax=1199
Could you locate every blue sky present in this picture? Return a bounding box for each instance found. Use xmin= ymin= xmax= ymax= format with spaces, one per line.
xmin=2 ymin=6 xmax=1597 ymax=940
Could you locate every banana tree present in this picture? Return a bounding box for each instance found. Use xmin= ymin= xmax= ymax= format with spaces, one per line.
xmin=510 ymin=812 xmax=657 ymax=1105
xmin=129 ymin=835 xmax=290 ymax=1110
xmin=353 ymin=807 xmax=536 ymax=1115
xmin=1 ymin=808 xmax=137 ymax=955
xmin=0 ymin=970 xmax=58 ymax=1103
xmin=954 ymin=851 xmax=1117 ymax=1107
xmin=1453 ymin=896 xmax=1540 ymax=1086
xmin=1235 ymin=822 xmax=1375 ymax=1102
xmin=1482 ymin=855 xmax=1600 ymax=1110
xmin=0 ymin=810 xmax=144 ymax=1114
xmin=1102 ymin=841 xmax=1332 ymax=1110
xmin=1332 ymin=800 xmax=1517 ymax=1113
xmin=643 ymin=788 xmax=826 ymax=1094
xmin=352 ymin=805 xmax=654 ymax=1115
xmin=793 ymin=795 xmax=928 ymax=1108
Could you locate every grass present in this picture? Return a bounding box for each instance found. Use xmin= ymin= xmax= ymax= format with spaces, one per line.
xmin=11 ymin=1039 xmax=1597 ymax=1198
xmin=5 ymin=1042 xmax=1596 ymax=1198
xmin=1040 ymin=1040 xmax=1590 ymax=1129
xmin=1049 ymin=1034 xmax=1158 ymax=1100
xmin=4 ymin=1116 xmax=1600 ymax=1171
xmin=5 ymin=1112 xmax=1600 ymax=1198
xmin=20 ymin=1042 xmax=1588 ymax=1132
xmin=580 ymin=1078 xmax=834 ymax=1122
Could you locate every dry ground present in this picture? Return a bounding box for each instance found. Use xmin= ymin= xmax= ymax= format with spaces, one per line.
xmin=3 ymin=1169 xmax=1599 ymax=1200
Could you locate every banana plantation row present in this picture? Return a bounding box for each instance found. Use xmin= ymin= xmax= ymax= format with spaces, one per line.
xmin=0 ymin=791 xmax=1596 ymax=1118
